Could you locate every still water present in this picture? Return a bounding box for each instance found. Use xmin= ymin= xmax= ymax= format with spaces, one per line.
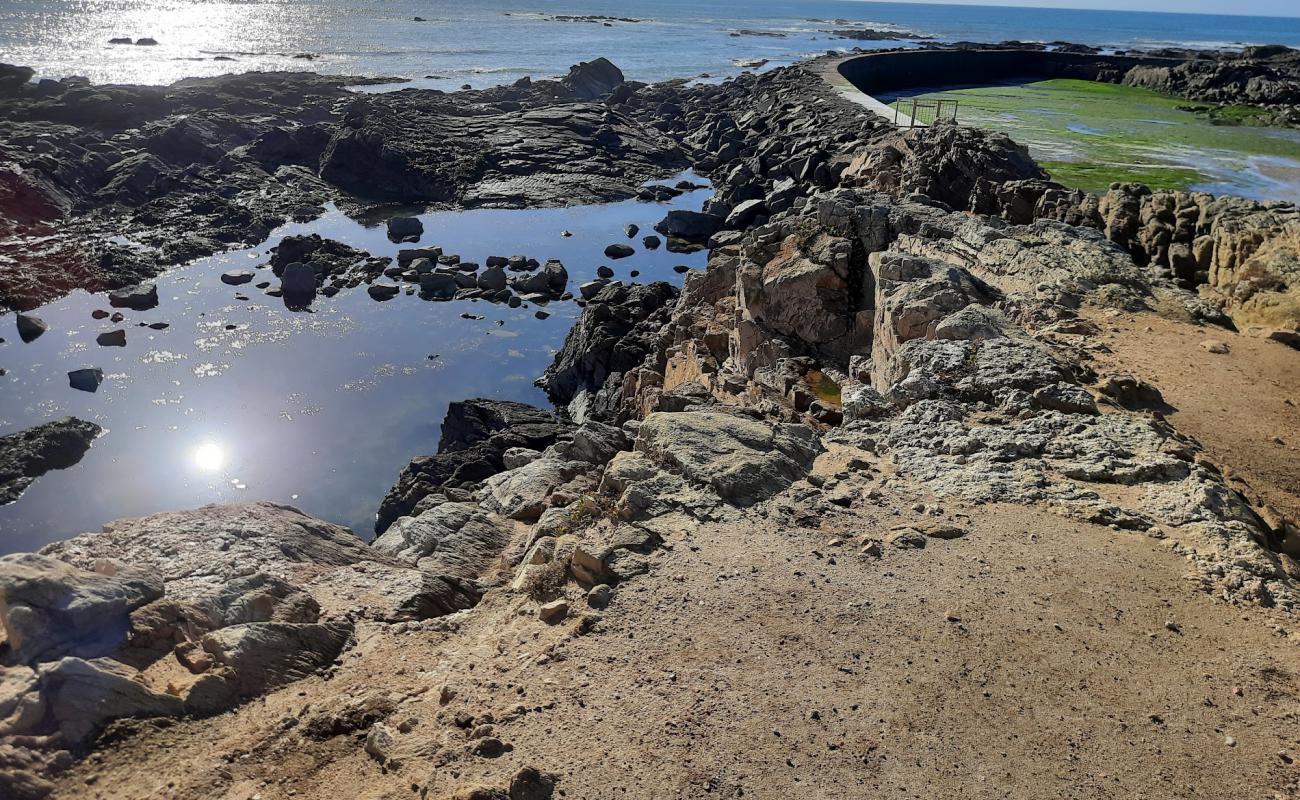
xmin=0 ymin=178 xmax=710 ymax=552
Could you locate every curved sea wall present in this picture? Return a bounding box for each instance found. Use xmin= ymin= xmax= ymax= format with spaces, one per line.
xmin=835 ymin=47 xmax=1180 ymax=96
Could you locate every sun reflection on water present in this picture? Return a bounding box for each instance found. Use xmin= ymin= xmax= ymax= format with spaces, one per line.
xmin=192 ymin=440 xmax=226 ymax=472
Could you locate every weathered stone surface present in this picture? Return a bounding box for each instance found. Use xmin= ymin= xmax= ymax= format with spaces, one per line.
xmin=636 ymin=411 xmax=821 ymax=506
xmin=0 ymin=417 xmax=102 ymax=505
xmin=0 ymin=553 xmax=162 ymax=666
xmin=38 ymin=656 xmax=185 ymax=744
xmin=199 ymin=621 xmax=352 ymax=697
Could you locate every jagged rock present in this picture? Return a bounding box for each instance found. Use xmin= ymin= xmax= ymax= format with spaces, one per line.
xmin=0 ymin=417 xmax=102 ymax=504
xmin=0 ymin=553 xmax=162 ymax=665
xmin=376 ymin=400 xmax=574 ymax=533
xmin=537 ymin=282 xmax=678 ymax=420
xmin=15 ymin=314 xmax=46 ymax=343
xmin=561 ymin=57 xmax=624 ymax=100
xmin=66 ymin=368 xmax=104 ymax=393
xmin=372 ymin=502 xmax=512 ymax=576
xmin=635 ymin=411 xmax=822 ymax=506
xmin=483 ymin=459 xmax=581 ymax=522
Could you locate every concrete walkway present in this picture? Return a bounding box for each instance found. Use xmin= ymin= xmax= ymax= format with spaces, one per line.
xmin=813 ymin=55 xmax=917 ymax=127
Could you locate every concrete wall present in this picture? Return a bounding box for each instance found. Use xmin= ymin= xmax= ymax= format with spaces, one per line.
xmin=835 ymin=48 xmax=1181 ymax=96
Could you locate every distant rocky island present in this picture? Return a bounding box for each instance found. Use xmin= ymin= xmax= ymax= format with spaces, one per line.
xmin=4 ymin=41 xmax=1300 ymax=799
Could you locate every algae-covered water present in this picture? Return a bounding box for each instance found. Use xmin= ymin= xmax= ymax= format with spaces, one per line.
xmin=893 ymin=79 xmax=1300 ymax=202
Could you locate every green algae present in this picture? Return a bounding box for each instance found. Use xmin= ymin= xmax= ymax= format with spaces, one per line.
xmin=899 ymin=79 xmax=1300 ymax=200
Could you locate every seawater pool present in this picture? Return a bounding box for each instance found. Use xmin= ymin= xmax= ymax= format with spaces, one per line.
xmin=0 ymin=177 xmax=710 ymax=552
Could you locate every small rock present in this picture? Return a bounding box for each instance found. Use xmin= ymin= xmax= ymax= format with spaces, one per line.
xmin=68 ymin=368 xmax=104 ymax=392
xmin=16 ymin=313 xmax=48 ymax=343
xmin=604 ymin=243 xmax=634 ymax=259
xmin=1200 ymin=339 xmax=1230 ymax=354
xmin=587 ymin=584 xmax=611 ymax=609
xmin=367 ymin=283 xmax=401 ymax=301
xmin=96 ymin=329 xmax=126 ymax=347
xmin=538 ymin=599 xmax=568 ymax=624
xmin=364 ymin=723 xmax=395 ymax=762
xmin=386 ymin=216 xmax=423 ymax=242
xmin=624 ymin=223 xmax=639 ymax=238
xmin=220 ymin=269 xmax=256 ymax=286
xmin=596 ymin=265 xmax=615 ymax=279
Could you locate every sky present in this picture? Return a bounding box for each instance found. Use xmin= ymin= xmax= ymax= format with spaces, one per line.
xmin=854 ymin=0 xmax=1300 ymax=18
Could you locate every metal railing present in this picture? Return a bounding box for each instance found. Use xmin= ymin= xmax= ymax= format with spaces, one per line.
xmin=892 ymin=98 xmax=959 ymax=128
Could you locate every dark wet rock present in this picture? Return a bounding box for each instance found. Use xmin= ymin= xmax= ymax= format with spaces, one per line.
xmin=367 ymin=282 xmax=401 ymax=301
xmin=386 ymin=216 xmax=423 ymax=242
xmin=642 ymin=235 xmax=661 ymax=250
xmin=537 ymin=281 xmax=678 ymax=421
xmin=0 ymin=63 xmax=34 ymax=92
xmin=0 ymin=417 xmax=101 ymax=506
xmin=654 ymin=210 xmax=721 ymax=243
xmin=561 ymin=57 xmax=625 ymax=100
xmin=0 ymin=552 xmax=162 ymax=665
xmin=95 ymin=329 xmax=126 ymax=347
xmin=279 ymin=262 xmax=317 ymax=295
xmin=375 ymin=400 xmax=573 ymax=533
xmin=106 ymin=282 xmax=158 ymax=311
xmin=603 ymin=244 xmax=634 ymax=259
xmin=220 ymin=269 xmax=255 ymax=285
xmin=623 ymin=223 xmax=639 ymax=238
xmin=15 ymin=313 xmax=46 ymax=343
xmin=66 ymin=368 xmax=104 ymax=393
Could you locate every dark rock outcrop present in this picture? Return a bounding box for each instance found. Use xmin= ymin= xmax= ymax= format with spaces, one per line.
xmin=537 ymin=282 xmax=679 ymax=421
xmin=375 ymin=400 xmax=574 ymax=533
xmin=0 ymin=418 xmax=102 ymax=505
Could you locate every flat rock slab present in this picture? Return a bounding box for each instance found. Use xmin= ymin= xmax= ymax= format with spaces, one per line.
xmin=635 ymin=411 xmax=822 ymax=506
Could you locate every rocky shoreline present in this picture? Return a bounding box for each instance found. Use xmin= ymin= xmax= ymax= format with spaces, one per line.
xmin=4 ymin=43 xmax=1300 ymax=798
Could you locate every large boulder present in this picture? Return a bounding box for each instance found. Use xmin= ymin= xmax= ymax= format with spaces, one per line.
xmin=0 ymin=553 xmax=162 ymax=666
xmin=635 ymin=411 xmax=822 ymax=506
xmin=37 ymin=657 xmax=185 ymax=744
xmin=561 ymin=57 xmax=625 ymax=100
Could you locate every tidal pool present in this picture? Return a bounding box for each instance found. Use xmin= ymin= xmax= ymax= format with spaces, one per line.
xmin=888 ymin=79 xmax=1300 ymax=202
xmin=0 ymin=177 xmax=710 ymax=552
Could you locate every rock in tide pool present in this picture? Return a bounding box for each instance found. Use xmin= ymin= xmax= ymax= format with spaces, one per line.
xmin=107 ymin=283 xmax=158 ymax=311
xmin=0 ymin=417 xmax=103 ymax=505
xmin=95 ymin=329 xmax=126 ymax=347
xmin=220 ymin=269 xmax=256 ymax=286
xmin=386 ymin=216 xmax=424 ymax=243
xmin=67 ymin=368 xmax=104 ymax=393
xmin=367 ymin=283 xmax=401 ymax=301
xmin=15 ymin=313 xmax=47 ymax=343
xmin=604 ymin=243 xmax=635 ymax=259
xmin=280 ymin=262 xmax=317 ymax=295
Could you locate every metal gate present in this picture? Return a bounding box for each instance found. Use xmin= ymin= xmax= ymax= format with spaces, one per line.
xmin=892 ymin=98 xmax=959 ymax=128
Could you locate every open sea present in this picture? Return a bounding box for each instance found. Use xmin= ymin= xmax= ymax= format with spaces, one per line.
xmin=1 ymin=1 xmax=1298 ymax=90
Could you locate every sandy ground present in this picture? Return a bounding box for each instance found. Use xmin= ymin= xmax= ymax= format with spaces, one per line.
xmin=51 ymin=494 xmax=1300 ymax=799
xmin=1087 ymin=309 xmax=1300 ymax=523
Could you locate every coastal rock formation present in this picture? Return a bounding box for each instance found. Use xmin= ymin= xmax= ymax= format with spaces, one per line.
xmin=0 ymin=418 xmax=102 ymax=504
xmin=375 ymin=400 xmax=574 ymax=533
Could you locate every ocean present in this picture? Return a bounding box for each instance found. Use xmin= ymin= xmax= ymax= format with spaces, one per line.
xmin=1 ymin=0 xmax=1298 ymax=90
